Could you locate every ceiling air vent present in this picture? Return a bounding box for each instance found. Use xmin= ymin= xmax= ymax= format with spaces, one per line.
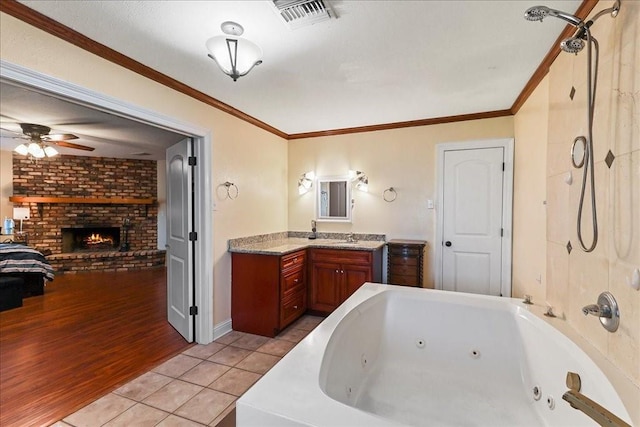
xmin=272 ymin=0 xmax=335 ymax=29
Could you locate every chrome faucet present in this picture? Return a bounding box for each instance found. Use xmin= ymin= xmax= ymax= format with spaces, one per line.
xmin=581 ymin=292 xmax=620 ymax=332
xmin=309 ymin=220 xmax=317 ymax=240
xmin=581 ymin=303 xmax=611 ymax=318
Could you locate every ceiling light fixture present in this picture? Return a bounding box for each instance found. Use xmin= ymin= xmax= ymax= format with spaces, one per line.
xmin=206 ymin=21 xmax=263 ymax=82
xmin=14 ymin=141 xmax=58 ymax=158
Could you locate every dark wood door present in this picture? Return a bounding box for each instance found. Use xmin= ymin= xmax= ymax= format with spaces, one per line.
xmin=309 ymin=261 xmax=341 ymax=312
xmin=342 ymin=264 xmax=371 ymax=301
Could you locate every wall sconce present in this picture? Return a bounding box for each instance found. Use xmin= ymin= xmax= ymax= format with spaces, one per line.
xmin=13 ymin=207 xmax=30 ymax=233
xmin=298 ymin=171 xmax=315 ymax=195
xmin=206 ymin=21 xmax=262 ymax=82
xmin=349 ymin=170 xmax=369 ymax=192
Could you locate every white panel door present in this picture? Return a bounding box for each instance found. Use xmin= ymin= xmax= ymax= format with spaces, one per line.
xmin=442 ymin=147 xmax=504 ymax=296
xmin=166 ymin=138 xmax=193 ymax=341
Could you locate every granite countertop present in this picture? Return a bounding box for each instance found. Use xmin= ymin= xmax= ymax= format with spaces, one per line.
xmin=229 ymin=233 xmax=386 ymax=255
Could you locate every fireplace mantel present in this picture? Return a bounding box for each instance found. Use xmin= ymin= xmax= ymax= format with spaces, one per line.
xmin=9 ymin=196 xmax=155 ymax=205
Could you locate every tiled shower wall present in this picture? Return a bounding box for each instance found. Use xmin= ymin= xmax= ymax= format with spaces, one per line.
xmin=544 ymin=0 xmax=639 ymax=386
xmin=12 ymin=153 xmax=158 ymax=254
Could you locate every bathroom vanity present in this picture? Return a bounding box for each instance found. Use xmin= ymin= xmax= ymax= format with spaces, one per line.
xmin=229 ymin=234 xmax=384 ymax=337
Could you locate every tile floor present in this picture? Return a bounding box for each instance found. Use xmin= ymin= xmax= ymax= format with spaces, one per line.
xmin=50 ymin=315 xmax=324 ymax=427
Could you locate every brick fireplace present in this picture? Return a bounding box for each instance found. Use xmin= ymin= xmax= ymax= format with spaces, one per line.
xmin=12 ymin=154 xmax=165 ymax=273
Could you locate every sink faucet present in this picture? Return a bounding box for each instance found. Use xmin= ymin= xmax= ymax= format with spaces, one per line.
xmin=309 ymin=220 xmax=317 ymax=240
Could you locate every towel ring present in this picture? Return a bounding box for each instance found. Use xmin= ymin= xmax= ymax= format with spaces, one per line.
xmin=222 ymin=181 xmax=239 ymax=199
xmin=383 ymin=187 xmax=397 ymax=202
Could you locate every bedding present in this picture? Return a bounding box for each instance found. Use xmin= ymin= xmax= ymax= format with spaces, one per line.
xmin=0 ymin=243 xmax=55 ymax=281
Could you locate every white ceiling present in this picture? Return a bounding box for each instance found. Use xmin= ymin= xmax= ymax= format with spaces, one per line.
xmin=1 ymin=0 xmax=580 ymax=157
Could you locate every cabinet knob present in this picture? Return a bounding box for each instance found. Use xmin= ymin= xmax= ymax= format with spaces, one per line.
xmin=341 ymin=270 xmax=344 ymax=274
xmin=336 ymin=269 xmax=339 ymax=273
xmin=294 ymin=258 xmax=298 ymax=262
xmin=293 ymin=305 xmax=298 ymax=309
xmin=294 ymin=278 xmax=299 ymax=283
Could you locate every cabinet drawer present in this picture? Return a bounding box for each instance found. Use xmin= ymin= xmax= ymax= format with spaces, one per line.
xmin=389 ymin=264 xmax=417 ymax=276
xmin=389 ymin=246 xmax=422 ymax=257
xmin=281 ymin=250 xmax=306 ymax=272
xmin=310 ymin=249 xmax=372 ymax=265
xmin=281 ymin=289 xmax=306 ymax=328
xmin=389 ymin=256 xmax=418 ymax=267
xmin=389 ymin=274 xmax=420 ymax=287
xmin=282 ymin=269 xmax=304 ymax=294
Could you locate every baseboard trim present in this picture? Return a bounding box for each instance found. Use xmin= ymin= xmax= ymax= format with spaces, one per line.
xmin=213 ymin=318 xmax=233 ymax=341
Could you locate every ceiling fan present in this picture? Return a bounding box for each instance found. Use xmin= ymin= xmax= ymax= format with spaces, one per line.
xmin=10 ymin=123 xmax=95 ymax=158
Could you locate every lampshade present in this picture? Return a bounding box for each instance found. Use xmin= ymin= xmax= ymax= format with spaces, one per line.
xmin=44 ymin=146 xmax=59 ymax=157
xmin=206 ymin=21 xmax=262 ymax=81
xmin=14 ymin=144 xmax=29 ymax=156
xmin=28 ymin=142 xmax=45 ymax=158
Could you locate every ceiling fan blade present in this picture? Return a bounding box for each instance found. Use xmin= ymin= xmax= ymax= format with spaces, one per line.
xmin=53 ymin=140 xmax=95 ymax=151
xmin=43 ymin=133 xmax=79 ymax=141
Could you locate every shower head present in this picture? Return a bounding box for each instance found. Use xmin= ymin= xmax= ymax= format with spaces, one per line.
xmin=561 ymin=37 xmax=586 ymax=54
xmin=524 ymin=5 xmax=583 ymax=27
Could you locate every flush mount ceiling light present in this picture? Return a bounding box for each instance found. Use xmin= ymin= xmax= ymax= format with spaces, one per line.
xmin=206 ymin=21 xmax=263 ymax=82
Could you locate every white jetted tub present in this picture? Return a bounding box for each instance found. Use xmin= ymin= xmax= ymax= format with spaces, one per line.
xmin=237 ymin=284 xmax=633 ymax=426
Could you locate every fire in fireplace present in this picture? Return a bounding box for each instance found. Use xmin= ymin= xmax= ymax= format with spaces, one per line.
xmin=61 ymin=227 xmax=121 ymax=253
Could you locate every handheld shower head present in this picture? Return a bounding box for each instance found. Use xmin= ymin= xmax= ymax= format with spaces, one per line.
xmin=524 ymin=5 xmax=583 ymax=27
xmin=561 ymin=37 xmax=586 ymax=54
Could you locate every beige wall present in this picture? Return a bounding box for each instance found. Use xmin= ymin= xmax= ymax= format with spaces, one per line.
xmin=512 ymin=76 xmax=549 ymax=303
xmin=514 ymin=0 xmax=639 ymax=419
xmin=0 ymin=12 xmax=289 ymax=326
xmin=288 ymin=117 xmax=514 ymax=288
xmin=0 ymin=149 xmax=12 ymax=227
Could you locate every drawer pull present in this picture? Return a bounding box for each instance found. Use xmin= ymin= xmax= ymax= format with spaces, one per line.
xmin=294 ymin=278 xmax=299 ymax=283
xmin=293 ymin=305 xmax=298 ymax=309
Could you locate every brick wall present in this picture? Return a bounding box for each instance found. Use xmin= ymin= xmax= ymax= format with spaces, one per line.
xmin=13 ymin=154 xmax=158 ymax=254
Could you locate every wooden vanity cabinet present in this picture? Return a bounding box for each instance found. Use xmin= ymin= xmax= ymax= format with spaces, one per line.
xmin=231 ymin=249 xmax=306 ymax=337
xmin=308 ymin=248 xmax=382 ymax=315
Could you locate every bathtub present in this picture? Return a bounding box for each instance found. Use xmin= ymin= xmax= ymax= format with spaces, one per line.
xmin=237 ymin=284 xmax=632 ymax=426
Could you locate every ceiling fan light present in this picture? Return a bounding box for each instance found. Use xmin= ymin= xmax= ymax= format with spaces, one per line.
xmin=44 ymin=146 xmax=59 ymax=157
xmin=27 ymin=142 xmax=42 ymax=156
xmin=32 ymin=145 xmax=46 ymax=159
xmin=14 ymin=144 xmax=29 ymax=156
xmin=206 ymin=34 xmax=262 ymax=81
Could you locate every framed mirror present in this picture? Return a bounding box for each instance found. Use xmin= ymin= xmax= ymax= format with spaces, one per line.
xmin=316 ymin=175 xmax=352 ymax=222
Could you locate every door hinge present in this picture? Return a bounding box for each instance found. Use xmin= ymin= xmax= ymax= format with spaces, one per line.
xmin=189 ymin=231 xmax=197 ymax=241
xmin=188 ymin=156 xmax=197 ymax=166
xmin=501 ymin=228 xmax=504 ymax=237
xmin=189 ymin=306 xmax=198 ymax=316
xmin=502 ymin=162 xmax=505 ymax=171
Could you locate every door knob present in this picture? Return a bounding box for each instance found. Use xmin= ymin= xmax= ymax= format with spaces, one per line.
xmin=445 ymin=241 xmax=452 ymax=247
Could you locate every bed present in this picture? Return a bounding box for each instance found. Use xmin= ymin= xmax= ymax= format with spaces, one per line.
xmin=0 ymin=243 xmax=54 ymax=297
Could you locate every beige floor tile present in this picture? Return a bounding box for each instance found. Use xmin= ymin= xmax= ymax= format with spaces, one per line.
xmin=256 ymin=338 xmax=295 ymax=357
xmin=182 ymin=342 xmax=226 ymax=360
xmin=152 ymin=354 xmax=202 ymax=378
xmin=174 ymin=389 xmax=236 ymax=425
xmin=276 ymin=327 xmax=310 ymax=343
xmin=213 ymin=331 xmax=246 ymax=345
xmin=229 ymin=333 xmax=270 ymax=351
xmin=179 ymin=361 xmax=231 ymax=387
xmin=49 ymin=422 xmax=73 ymax=427
xmin=291 ymin=315 xmax=323 ymax=331
xmin=103 ymin=403 xmax=169 ymax=426
xmin=207 ymin=346 xmax=251 ymax=366
xmin=142 ymin=379 xmax=203 ymax=413
xmin=156 ymin=414 xmax=207 ymax=426
xmin=113 ymin=371 xmax=173 ymax=401
xmin=235 ymin=352 xmax=281 ymax=374
xmin=209 ymin=403 xmax=236 ymax=427
xmin=209 ymin=368 xmax=261 ymax=396
xmin=63 ymin=393 xmax=136 ymax=427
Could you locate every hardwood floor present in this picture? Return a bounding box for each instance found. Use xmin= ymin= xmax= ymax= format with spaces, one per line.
xmin=0 ymin=267 xmax=192 ymax=427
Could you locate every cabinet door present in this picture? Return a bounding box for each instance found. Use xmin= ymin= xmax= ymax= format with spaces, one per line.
xmin=342 ymin=264 xmax=371 ymax=301
xmin=309 ymin=262 xmax=341 ymax=312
